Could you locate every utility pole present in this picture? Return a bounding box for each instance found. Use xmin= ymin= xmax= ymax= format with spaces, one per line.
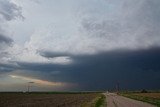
xmin=116 ymin=81 xmax=120 ymax=94
xmin=27 ymin=82 xmax=34 ymax=92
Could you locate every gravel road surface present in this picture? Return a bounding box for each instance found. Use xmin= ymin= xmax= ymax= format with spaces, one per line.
xmin=104 ymin=93 xmax=155 ymax=107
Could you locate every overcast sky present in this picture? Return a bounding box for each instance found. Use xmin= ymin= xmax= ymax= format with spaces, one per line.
xmin=0 ymin=0 xmax=160 ymax=91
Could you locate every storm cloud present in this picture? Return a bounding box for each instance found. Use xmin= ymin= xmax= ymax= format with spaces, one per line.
xmin=0 ymin=0 xmax=160 ymax=91
xmin=78 ymin=0 xmax=160 ymax=51
xmin=0 ymin=63 xmax=18 ymax=73
xmin=4 ymin=47 xmax=159 ymax=90
xmin=0 ymin=34 xmax=13 ymax=45
xmin=0 ymin=1 xmax=23 ymax=50
xmin=21 ymin=0 xmax=160 ymax=57
xmin=38 ymin=50 xmax=71 ymax=58
xmin=0 ymin=0 xmax=23 ymax=21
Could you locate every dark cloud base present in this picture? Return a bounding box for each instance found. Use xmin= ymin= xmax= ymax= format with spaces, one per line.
xmin=1 ymin=47 xmax=160 ymax=91
xmin=0 ymin=34 xmax=13 ymax=45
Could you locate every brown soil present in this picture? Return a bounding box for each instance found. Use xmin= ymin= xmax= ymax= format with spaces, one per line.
xmin=0 ymin=93 xmax=100 ymax=107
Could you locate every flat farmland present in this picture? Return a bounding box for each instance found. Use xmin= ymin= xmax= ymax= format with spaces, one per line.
xmin=121 ymin=92 xmax=160 ymax=107
xmin=133 ymin=93 xmax=160 ymax=99
xmin=0 ymin=92 xmax=102 ymax=107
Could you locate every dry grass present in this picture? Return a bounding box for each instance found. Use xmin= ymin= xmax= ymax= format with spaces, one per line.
xmin=0 ymin=92 xmax=101 ymax=107
xmin=133 ymin=93 xmax=160 ymax=99
xmin=121 ymin=92 xmax=160 ymax=107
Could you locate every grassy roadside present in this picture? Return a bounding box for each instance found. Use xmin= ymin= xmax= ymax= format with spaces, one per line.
xmin=82 ymin=94 xmax=106 ymax=107
xmin=121 ymin=93 xmax=160 ymax=107
xmin=95 ymin=94 xmax=106 ymax=107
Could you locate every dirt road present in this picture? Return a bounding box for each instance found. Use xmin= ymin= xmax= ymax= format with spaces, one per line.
xmin=104 ymin=93 xmax=155 ymax=107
